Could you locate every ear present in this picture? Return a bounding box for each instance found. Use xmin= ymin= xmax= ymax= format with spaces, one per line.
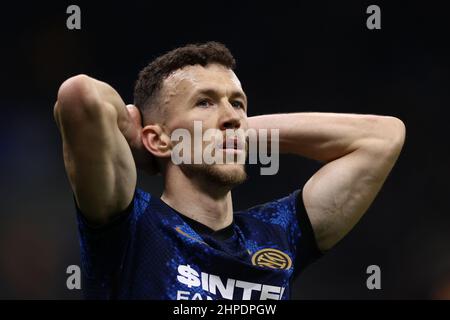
xmin=142 ymin=124 xmax=172 ymax=158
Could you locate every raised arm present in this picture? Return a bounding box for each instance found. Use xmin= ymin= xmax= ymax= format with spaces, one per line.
xmin=248 ymin=112 xmax=406 ymax=252
xmin=54 ymin=74 xmax=153 ymax=225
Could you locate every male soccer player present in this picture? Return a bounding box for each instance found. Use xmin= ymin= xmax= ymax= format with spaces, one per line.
xmin=54 ymin=42 xmax=405 ymax=300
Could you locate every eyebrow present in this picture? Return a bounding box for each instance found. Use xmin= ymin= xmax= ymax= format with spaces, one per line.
xmin=193 ymin=88 xmax=248 ymax=105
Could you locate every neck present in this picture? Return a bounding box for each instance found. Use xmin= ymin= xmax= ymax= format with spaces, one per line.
xmin=161 ymin=166 xmax=234 ymax=231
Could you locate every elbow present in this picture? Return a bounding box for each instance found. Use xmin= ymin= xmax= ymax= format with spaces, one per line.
xmin=381 ymin=116 xmax=406 ymax=154
xmin=366 ymin=115 xmax=406 ymax=161
xmin=55 ymin=74 xmax=103 ymax=124
xmin=57 ymin=74 xmax=95 ymax=106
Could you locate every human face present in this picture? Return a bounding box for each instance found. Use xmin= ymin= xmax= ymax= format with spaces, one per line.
xmin=161 ymin=63 xmax=248 ymax=188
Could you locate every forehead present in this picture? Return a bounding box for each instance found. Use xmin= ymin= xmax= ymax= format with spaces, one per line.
xmin=162 ymin=63 xmax=242 ymax=96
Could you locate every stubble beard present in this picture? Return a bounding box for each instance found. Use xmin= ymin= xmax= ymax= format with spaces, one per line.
xmin=180 ymin=162 xmax=248 ymax=191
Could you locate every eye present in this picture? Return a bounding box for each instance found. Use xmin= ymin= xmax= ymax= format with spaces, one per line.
xmin=231 ymin=100 xmax=245 ymax=109
xmin=196 ymin=99 xmax=213 ymax=108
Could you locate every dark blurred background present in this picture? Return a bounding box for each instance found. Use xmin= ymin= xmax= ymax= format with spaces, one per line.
xmin=0 ymin=0 xmax=449 ymax=299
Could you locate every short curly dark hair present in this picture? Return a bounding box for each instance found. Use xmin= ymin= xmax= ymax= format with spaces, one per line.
xmin=133 ymin=42 xmax=236 ymax=117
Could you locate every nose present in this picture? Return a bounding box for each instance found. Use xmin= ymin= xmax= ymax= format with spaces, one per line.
xmin=219 ymin=102 xmax=242 ymax=130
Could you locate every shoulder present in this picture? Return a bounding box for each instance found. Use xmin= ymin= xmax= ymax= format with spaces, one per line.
xmin=134 ymin=188 xmax=152 ymax=212
xmin=234 ymin=190 xmax=301 ymax=230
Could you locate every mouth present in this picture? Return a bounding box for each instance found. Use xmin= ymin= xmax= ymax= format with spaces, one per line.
xmin=217 ymin=138 xmax=245 ymax=151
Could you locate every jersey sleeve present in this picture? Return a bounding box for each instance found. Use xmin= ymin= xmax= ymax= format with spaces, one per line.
xmin=292 ymin=189 xmax=323 ymax=277
xmin=243 ymin=189 xmax=323 ymax=278
xmin=74 ymin=188 xmax=150 ymax=299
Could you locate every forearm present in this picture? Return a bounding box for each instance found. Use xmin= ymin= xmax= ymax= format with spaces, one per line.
xmin=247 ymin=112 xmax=405 ymax=162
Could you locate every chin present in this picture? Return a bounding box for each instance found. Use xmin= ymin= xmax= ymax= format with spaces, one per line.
xmin=214 ymin=163 xmax=247 ymax=182
xmin=182 ymin=163 xmax=247 ymax=189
